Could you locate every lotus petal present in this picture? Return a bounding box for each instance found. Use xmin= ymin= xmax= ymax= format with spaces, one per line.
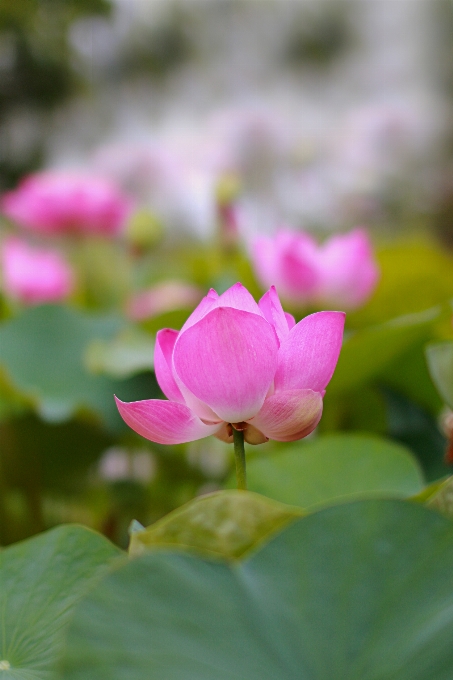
xmin=217 ymin=282 xmax=262 ymax=315
xmin=274 ymin=311 xmax=345 ymax=393
xmin=174 ymin=307 xmax=278 ymax=423
xmin=180 ymin=288 xmax=219 ymax=333
xmin=154 ymin=329 xmax=184 ymax=403
xmin=259 ymin=286 xmax=291 ymax=344
xmin=115 ymin=397 xmax=221 ymax=445
xmin=285 ymin=312 xmax=296 ymax=330
xmin=248 ymin=389 xmax=323 ymax=442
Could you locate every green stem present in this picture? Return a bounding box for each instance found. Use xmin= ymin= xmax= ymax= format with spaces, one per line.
xmin=232 ymin=427 xmax=247 ymax=490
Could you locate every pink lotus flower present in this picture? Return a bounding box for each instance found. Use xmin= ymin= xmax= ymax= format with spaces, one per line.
xmin=1 ymin=172 xmax=133 ymax=237
xmin=252 ymin=228 xmax=379 ymax=310
xmin=115 ymin=283 xmax=344 ymax=445
xmin=1 ymin=237 xmax=74 ymax=305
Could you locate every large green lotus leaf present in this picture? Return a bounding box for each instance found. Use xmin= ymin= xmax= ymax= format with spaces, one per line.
xmin=425 ymin=341 xmax=453 ymax=410
xmin=328 ymin=307 xmax=439 ymax=396
xmin=242 ymin=433 xmax=424 ymax=509
xmin=62 ymin=500 xmax=453 ymax=680
xmin=0 ymin=524 xmax=122 ymax=680
xmin=129 ymin=490 xmax=303 ymax=560
xmin=0 ymin=305 xmax=159 ymax=428
xmin=0 ymin=305 xmax=123 ymax=418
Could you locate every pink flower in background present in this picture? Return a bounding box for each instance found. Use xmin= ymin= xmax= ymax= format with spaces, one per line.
xmin=1 ymin=237 xmax=74 ymax=305
xmin=127 ymin=281 xmax=204 ymax=321
xmin=315 ymin=229 xmax=380 ymax=309
xmin=116 ymin=283 xmax=344 ymax=445
xmin=252 ymin=228 xmax=379 ymax=310
xmin=1 ymin=172 xmax=133 ymax=237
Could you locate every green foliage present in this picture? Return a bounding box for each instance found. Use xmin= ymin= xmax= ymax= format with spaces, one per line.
xmin=328 ymin=306 xmax=440 ymax=396
xmin=0 ymin=414 xmax=112 ymax=493
xmin=417 ymin=475 xmax=453 ymax=520
xmin=129 ymin=490 xmax=303 ymax=560
xmin=0 ymin=524 xmax=121 ymax=679
xmin=349 ymin=240 xmax=453 ymax=327
xmin=411 ymin=475 xmax=453 ymax=516
xmin=240 ymin=433 xmax=424 ymax=509
xmin=61 ymin=500 xmax=453 ymax=679
xmin=380 ymin=339 xmax=443 ymax=416
xmin=0 ymin=410 xmax=118 ymax=544
xmin=384 ymin=389 xmax=450 ymax=482
xmin=426 ymin=340 xmax=453 ymax=410
xmin=0 ymin=304 xmax=121 ymax=419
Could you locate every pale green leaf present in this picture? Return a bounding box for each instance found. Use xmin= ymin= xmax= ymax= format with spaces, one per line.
xmin=129 ymin=490 xmax=303 ymax=560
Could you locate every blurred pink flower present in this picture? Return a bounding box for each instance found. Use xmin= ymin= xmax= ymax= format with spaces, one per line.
xmin=127 ymin=281 xmax=204 ymax=321
xmin=1 ymin=237 xmax=74 ymax=305
xmin=252 ymin=228 xmax=379 ymax=310
xmin=1 ymin=172 xmax=133 ymax=237
xmin=116 ymin=283 xmax=344 ymax=445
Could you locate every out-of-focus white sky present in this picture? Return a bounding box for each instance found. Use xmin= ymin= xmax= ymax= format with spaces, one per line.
xmin=6 ymin=0 xmax=450 ymax=238
xmin=54 ymin=0 xmax=445 ymax=163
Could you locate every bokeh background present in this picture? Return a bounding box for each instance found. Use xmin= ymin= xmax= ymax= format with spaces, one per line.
xmin=2 ymin=0 xmax=453 ymax=547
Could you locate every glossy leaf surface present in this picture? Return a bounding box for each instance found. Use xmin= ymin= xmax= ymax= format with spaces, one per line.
xmin=63 ymin=500 xmax=453 ymax=680
xmin=129 ymin=489 xmax=303 ymax=559
xmin=0 ymin=524 xmax=121 ymax=679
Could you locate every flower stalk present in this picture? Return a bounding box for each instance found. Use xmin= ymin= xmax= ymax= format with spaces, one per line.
xmin=232 ymin=427 xmax=247 ymax=490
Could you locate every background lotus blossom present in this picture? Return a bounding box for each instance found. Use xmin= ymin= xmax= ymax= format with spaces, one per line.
xmin=252 ymin=227 xmax=379 ymax=310
xmin=1 ymin=237 xmax=74 ymax=305
xmin=1 ymin=172 xmax=133 ymax=237
xmin=116 ymin=283 xmax=345 ymax=445
xmin=126 ymin=281 xmax=204 ymax=322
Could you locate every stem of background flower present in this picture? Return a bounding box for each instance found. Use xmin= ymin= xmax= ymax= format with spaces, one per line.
xmin=232 ymin=427 xmax=247 ymax=490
